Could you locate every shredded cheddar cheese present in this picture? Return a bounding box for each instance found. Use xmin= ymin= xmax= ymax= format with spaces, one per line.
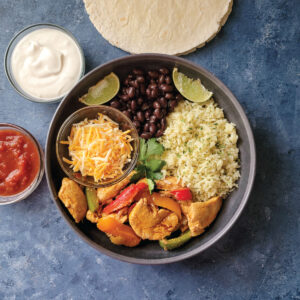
xmin=62 ymin=113 xmax=133 ymax=182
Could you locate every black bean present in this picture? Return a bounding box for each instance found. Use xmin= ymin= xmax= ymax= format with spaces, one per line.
xmin=137 ymin=111 xmax=145 ymax=122
xmin=137 ymin=97 xmax=143 ymax=106
xmin=133 ymin=115 xmax=138 ymax=121
xmin=159 ymin=68 xmax=169 ymax=75
xmin=157 ymin=123 xmax=161 ymax=129
xmin=133 ymin=120 xmax=141 ymax=128
xmin=149 ymin=115 xmax=158 ymax=123
xmin=165 ymin=76 xmax=172 ymax=85
xmin=121 ymin=87 xmax=127 ymax=94
xmin=145 ymin=110 xmax=152 ymax=120
xmin=161 ymin=118 xmax=167 ymax=130
xmin=160 ymin=84 xmax=173 ymax=92
xmin=133 ymin=68 xmax=144 ymax=75
xmin=110 ymin=100 xmax=120 ymax=109
xmin=148 ymin=70 xmax=159 ymax=78
xmin=128 ymin=74 xmax=133 ymax=79
xmin=143 ymin=123 xmax=150 ymax=132
xmin=176 ymin=94 xmax=184 ymax=101
xmin=146 ymin=88 xmax=151 ymax=98
xmin=141 ymin=132 xmax=152 ymax=139
xmin=126 ymin=102 xmax=131 ymax=108
xmin=161 ymin=108 xmax=167 ymax=117
xmin=153 ymin=101 xmax=161 ymax=109
xmin=124 ymin=78 xmax=130 ymax=86
xmin=150 ymin=89 xmax=158 ymax=98
xmin=135 ymin=89 xmax=140 ymax=97
xmin=127 ymin=87 xmax=135 ymax=98
xmin=150 ymin=79 xmax=156 ymax=84
xmin=158 ymin=97 xmax=168 ymax=108
xmin=165 ymin=92 xmax=173 ymax=99
xmin=169 ymin=99 xmax=177 ymax=110
xmin=136 ymin=76 xmax=145 ymax=83
xmin=149 ymin=124 xmax=156 ymax=134
xmin=129 ymin=80 xmax=139 ymax=89
xmin=154 ymin=108 xmax=163 ymax=119
xmin=141 ymin=103 xmax=150 ymax=111
xmin=155 ymin=129 xmax=164 ymax=137
xmin=148 ymin=83 xmax=157 ymax=90
xmin=158 ymin=74 xmax=165 ymax=84
xmin=122 ymin=110 xmax=132 ymax=119
xmin=131 ymin=100 xmax=137 ymax=111
xmin=120 ymin=94 xmax=130 ymax=102
xmin=140 ymin=84 xmax=146 ymax=95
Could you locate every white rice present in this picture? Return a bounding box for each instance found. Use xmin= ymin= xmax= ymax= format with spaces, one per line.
xmin=159 ymin=99 xmax=240 ymax=202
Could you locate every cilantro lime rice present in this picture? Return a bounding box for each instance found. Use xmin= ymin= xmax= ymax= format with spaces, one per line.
xmin=159 ymin=99 xmax=240 ymax=202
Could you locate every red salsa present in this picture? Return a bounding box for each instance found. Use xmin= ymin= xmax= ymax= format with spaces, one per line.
xmin=0 ymin=129 xmax=40 ymax=196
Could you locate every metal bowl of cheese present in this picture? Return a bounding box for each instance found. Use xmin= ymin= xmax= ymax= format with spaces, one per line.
xmin=56 ymin=106 xmax=139 ymax=188
xmin=45 ymin=54 xmax=256 ymax=264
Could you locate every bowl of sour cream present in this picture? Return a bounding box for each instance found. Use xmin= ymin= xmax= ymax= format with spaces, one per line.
xmin=5 ymin=23 xmax=85 ymax=103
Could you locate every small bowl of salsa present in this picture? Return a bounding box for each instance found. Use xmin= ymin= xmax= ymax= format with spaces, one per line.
xmin=0 ymin=123 xmax=44 ymax=205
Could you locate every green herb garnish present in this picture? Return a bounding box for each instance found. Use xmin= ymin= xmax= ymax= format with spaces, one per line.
xmin=131 ymin=138 xmax=166 ymax=193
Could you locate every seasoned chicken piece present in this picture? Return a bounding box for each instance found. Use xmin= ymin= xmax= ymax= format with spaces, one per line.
xmin=179 ymin=215 xmax=189 ymax=233
xmin=58 ymin=178 xmax=87 ymax=223
xmin=129 ymin=198 xmax=179 ymax=240
xmin=104 ymin=207 xmax=128 ymax=224
xmin=155 ymin=176 xmax=184 ymax=191
xmin=86 ymin=209 xmax=102 ymax=223
xmin=97 ymin=171 xmax=134 ymax=204
xmin=180 ymin=196 xmax=222 ymax=236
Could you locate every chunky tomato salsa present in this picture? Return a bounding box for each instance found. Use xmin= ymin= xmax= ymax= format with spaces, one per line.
xmin=0 ymin=129 xmax=40 ymax=196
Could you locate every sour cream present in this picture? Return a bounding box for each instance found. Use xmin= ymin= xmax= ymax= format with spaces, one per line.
xmin=11 ymin=28 xmax=83 ymax=101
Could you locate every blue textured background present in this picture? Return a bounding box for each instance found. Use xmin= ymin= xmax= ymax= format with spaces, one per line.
xmin=0 ymin=1 xmax=299 ymax=299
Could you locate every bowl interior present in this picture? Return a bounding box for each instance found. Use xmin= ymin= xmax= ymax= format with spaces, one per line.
xmin=56 ymin=105 xmax=139 ymax=188
xmin=46 ymin=54 xmax=255 ymax=264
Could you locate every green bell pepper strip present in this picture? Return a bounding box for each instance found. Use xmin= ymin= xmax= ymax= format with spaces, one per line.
xmin=85 ymin=187 xmax=99 ymax=212
xmin=159 ymin=230 xmax=192 ymax=251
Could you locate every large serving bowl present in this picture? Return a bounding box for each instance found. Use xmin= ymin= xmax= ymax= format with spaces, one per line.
xmin=45 ymin=54 xmax=256 ymax=264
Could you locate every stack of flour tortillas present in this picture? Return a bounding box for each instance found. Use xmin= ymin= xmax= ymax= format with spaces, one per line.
xmin=83 ymin=0 xmax=233 ymax=55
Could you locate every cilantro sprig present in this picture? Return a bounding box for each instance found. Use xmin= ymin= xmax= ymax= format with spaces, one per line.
xmin=131 ymin=138 xmax=166 ymax=192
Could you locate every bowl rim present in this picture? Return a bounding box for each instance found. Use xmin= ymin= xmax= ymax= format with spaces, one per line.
xmin=4 ymin=23 xmax=85 ymax=104
xmin=55 ymin=105 xmax=139 ymax=188
xmin=45 ymin=53 xmax=256 ymax=265
xmin=0 ymin=123 xmax=44 ymax=205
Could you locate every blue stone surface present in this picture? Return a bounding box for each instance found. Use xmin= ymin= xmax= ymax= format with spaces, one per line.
xmin=0 ymin=0 xmax=299 ymax=299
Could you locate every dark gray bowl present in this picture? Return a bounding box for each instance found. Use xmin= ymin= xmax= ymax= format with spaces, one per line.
xmin=45 ymin=54 xmax=256 ymax=264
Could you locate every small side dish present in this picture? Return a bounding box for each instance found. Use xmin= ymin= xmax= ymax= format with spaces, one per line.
xmin=0 ymin=124 xmax=44 ymax=204
xmin=0 ymin=129 xmax=40 ymax=196
xmin=56 ymin=66 xmax=240 ymax=251
xmin=61 ymin=113 xmax=133 ymax=183
xmin=5 ymin=24 xmax=84 ymax=102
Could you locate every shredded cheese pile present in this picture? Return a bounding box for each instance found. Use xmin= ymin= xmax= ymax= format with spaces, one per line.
xmin=62 ymin=113 xmax=133 ymax=182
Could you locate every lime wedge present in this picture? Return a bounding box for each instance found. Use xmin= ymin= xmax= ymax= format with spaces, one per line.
xmin=79 ymin=72 xmax=120 ymax=105
xmin=172 ymin=68 xmax=213 ymax=103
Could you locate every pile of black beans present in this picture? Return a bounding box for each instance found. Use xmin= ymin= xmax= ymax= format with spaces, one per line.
xmin=108 ymin=68 xmax=183 ymax=139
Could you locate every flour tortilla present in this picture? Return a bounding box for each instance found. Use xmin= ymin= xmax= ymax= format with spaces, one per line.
xmin=84 ymin=0 xmax=233 ymax=56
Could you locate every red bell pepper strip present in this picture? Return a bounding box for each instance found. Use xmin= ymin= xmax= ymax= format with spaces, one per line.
xmin=128 ymin=202 xmax=137 ymax=216
xmin=102 ymin=182 xmax=147 ymax=214
xmin=169 ymin=188 xmax=193 ymax=201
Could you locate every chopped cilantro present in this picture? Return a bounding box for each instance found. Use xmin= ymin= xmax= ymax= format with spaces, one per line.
xmin=131 ymin=138 xmax=166 ymax=193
